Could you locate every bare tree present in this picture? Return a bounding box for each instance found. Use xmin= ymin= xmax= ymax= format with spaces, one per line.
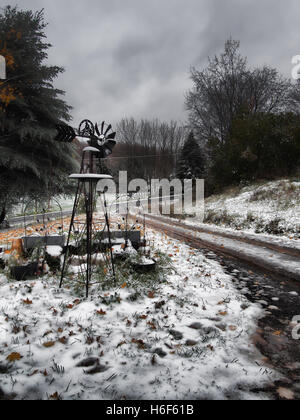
xmin=114 ymin=118 xmax=187 ymax=180
xmin=186 ymin=39 xmax=292 ymax=146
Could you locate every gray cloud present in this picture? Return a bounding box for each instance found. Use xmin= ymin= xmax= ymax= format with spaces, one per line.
xmin=5 ymin=0 xmax=300 ymax=127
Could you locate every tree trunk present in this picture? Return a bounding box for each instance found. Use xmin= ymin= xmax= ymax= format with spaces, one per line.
xmin=0 ymin=207 xmax=6 ymax=225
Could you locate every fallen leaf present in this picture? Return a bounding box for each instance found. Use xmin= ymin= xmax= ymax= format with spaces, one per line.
xmin=43 ymin=341 xmax=55 ymax=348
xmin=6 ymin=352 xmax=22 ymax=362
xmin=43 ymin=330 xmax=53 ymax=337
xmin=117 ymin=340 xmax=126 ymax=348
xmin=96 ymin=309 xmax=107 ymax=316
xmin=23 ymin=298 xmax=32 ymax=305
xmin=58 ymin=336 xmax=68 ymax=345
xmin=277 ymin=387 xmax=294 ymax=400
xmin=131 ymin=338 xmax=145 ymax=349
xmin=148 ymin=291 xmax=155 ymax=299
xmin=49 ymin=392 xmax=61 ymax=400
xmin=12 ymin=325 xmax=20 ymax=334
xmin=73 ymin=299 xmax=81 ymax=305
xmin=27 ymin=369 xmax=38 ymax=377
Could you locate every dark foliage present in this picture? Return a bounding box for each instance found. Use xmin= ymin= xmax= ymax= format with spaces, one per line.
xmin=176 ymin=131 xmax=205 ymax=181
xmin=0 ymin=6 xmax=78 ymax=217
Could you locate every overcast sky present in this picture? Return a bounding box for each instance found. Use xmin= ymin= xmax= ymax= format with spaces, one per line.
xmin=4 ymin=0 xmax=300 ymax=127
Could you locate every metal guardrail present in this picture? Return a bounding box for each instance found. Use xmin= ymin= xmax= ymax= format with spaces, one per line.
xmin=0 ymin=209 xmax=73 ymax=231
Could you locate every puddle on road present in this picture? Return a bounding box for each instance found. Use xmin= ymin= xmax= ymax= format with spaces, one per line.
xmin=204 ymin=249 xmax=300 ymax=400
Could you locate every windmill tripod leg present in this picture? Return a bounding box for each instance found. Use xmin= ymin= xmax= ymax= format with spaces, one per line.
xmin=84 ymin=179 xmax=94 ymax=298
xmin=59 ymin=145 xmax=116 ymax=296
xmin=103 ymin=195 xmax=116 ymax=285
xmin=59 ymin=180 xmax=82 ymax=289
xmin=60 ymin=153 xmax=86 ymax=289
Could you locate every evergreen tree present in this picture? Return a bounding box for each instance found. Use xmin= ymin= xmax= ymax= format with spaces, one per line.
xmin=0 ymin=6 xmax=78 ymax=219
xmin=176 ymin=132 xmax=205 ymax=181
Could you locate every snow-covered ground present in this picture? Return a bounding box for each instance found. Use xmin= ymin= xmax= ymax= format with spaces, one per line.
xmin=0 ymin=228 xmax=280 ymax=400
xmin=191 ymin=179 xmax=300 ymax=239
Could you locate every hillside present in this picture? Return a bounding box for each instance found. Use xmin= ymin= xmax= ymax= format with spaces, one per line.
xmin=201 ymin=179 xmax=300 ymax=239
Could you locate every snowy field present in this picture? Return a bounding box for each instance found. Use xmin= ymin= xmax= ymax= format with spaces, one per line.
xmin=192 ymin=179 xmax=300 ymax=239
xmin=0 ymin=228 xmax=280 ymax=400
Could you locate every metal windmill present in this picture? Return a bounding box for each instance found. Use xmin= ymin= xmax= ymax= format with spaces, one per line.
xmin=54 ymin=119 xmax=117 ymax=297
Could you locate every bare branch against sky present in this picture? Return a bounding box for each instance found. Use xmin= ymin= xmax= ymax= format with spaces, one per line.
xmin=3 ymin=0 xmax=300 ymax=125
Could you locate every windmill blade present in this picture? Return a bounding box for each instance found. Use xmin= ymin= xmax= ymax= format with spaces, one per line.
xmin=103 ymin=147 xmax=113 ymax=157
xmin=95 ymin=123 xmax=100 ymax=137
xmin=105 ymin=131 xmax=116 ymax=140
xmin=55 ymin=124 xmax=76 ymax=143
xmin=104 ymin=139 xmax=117 ymax=154
xmin=104 ymin=124 xmax=112 ymax=136
xmin=101 ymin=121 xmax=105 ymax=135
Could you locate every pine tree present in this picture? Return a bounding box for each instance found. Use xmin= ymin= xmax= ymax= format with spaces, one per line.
xmin=176 ymin=132 xmax=205 ymax=182
xmin=0 ymin=6 xmax=78 ymax=219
